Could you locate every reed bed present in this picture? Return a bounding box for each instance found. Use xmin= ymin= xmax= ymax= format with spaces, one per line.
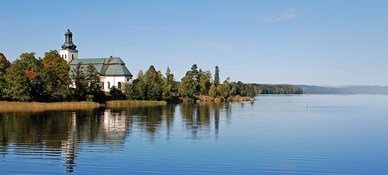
xmin=106 ymin=100 xmax=166 ymax=108
xmin=0 ymin=101 xmax=100 ymax=112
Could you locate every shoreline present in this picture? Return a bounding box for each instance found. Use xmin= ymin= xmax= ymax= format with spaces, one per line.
xmin=0 ymin=96 xmax=253 ymax=112
xmin=0 ymin=100 xmax=166 ymax=113
xmin=196 ymin=95 xmax=255 ymax=102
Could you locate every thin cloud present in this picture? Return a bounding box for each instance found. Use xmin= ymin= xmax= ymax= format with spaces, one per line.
xmin=261 ymin=9 xmax=298 ymax=23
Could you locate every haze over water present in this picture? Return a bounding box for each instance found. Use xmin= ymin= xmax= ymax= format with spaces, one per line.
xmin=1 ymin=95 xmax=388 ymax=174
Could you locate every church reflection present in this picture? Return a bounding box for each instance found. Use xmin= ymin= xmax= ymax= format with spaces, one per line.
xmin=0 ymin=103 xmax=233 ymax=173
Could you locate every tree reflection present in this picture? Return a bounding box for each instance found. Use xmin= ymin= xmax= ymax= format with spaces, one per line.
xmin=180 ymin=103 xmax=231 ymax=140
xmin=0 ymin=103 xmax=233 ymax=173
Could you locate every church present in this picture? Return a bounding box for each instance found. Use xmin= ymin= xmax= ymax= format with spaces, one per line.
xmin=60 ymin=29 xmax=132 ymax=91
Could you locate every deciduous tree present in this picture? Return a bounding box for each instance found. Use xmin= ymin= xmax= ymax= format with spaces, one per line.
xmin=5 ymin=65 xmax=32 ymax=101
xmin=0 ymin=53 xmax=11 ymax=100
xmin=41 ymin=50 xmax=71 ymax=101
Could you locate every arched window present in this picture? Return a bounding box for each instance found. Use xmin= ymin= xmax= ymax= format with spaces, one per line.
xmin=107 ymin=82 xmax=110 ymax=89
xmin=65 ymin=54 xmax=67 ymax=59
xmin=72 ymin=54 xmax=74 ymax=60
xmin=118 ymin=82 xmax=122 ymax=89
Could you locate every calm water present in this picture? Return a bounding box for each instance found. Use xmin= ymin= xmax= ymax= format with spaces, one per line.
xmin=1 ymin=95 xmax=388 ymax=174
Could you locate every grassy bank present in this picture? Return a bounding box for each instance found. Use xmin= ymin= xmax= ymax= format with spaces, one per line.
xmin=106 ymin=100 xmax=167 ymax=108
xmin=0 ymin=101 xmax=100 ymax=112
xmin=0 ymin=100 xmax=167 ymax=112
xmin=197 ymin=95 xmax=254 ymax=102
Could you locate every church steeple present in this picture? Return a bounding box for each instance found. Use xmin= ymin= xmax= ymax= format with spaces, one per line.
xmin=62 ymin=29 xmax=77 ymax=50
xmin=60 ymin=29 xmax=78 ymax=63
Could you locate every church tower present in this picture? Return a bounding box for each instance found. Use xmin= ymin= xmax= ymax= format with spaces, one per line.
xmin=60 ymin=29 xmax=78 ymax=62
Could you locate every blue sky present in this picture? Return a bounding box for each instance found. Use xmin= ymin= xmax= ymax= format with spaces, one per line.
xmin=1 ymin=0 xmax=387 ymax=85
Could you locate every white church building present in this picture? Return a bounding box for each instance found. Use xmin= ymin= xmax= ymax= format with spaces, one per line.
xmin=60 ymin=29 xmax=132 ymax=91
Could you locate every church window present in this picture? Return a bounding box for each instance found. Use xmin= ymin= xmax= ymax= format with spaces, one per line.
xmin=118 ymin=82 xmax=122 ymax=89
xmin=65 ymin=54 xmax=67 ymax=59
xmin=107 ymin=82 xmax=110 ymax=89
xmin=127 ymin=78 xmax=130 ymax=81
xmin=72 ymin=54 xmax=74 ymax=60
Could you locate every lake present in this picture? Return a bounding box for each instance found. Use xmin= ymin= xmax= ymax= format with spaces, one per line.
xmin=1 ymin=95 xmax=388 ymax=174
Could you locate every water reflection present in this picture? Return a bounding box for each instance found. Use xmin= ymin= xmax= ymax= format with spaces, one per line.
xmin=0 ymin=103 xmax=232 ymax=173
xmin=180 ymin=103 xmax=231 ymax=139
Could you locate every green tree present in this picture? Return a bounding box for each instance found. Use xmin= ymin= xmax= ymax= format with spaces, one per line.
xmin=198 ymin=70 xmax=211 ymax=95
xmin=109 ymin=86 xmax=126 ymax=100
xmin=5 ymin=52 xmax=44 ymax=101
xmin=4 ymin=54 xmax=37 ymax=101
xmin=216 ymin=80 xmax=231 ymax=99
xmin=208 ymin=83 xmax=217 ymax=97
xmin=127 ymin=71 xmax=148 ymax=100
xmin=70 ymin=62 xmax=87 ymax=101
xmin=84 ymin=64 xmax=102 ymax=101
xmin=145 ymin=65 xmax=164 ymax=101
xmin=162 ymin=67 xmax=179 ymax=102
xmin=191 ymin=64 xmax=200 ymax=94
xmin=125 ymin=78 xmax=146 ymax=100
xmin=0 ymin=53 xmax=11 ymax=100
xmin=41 ymin=50 xmax=71 ymax=101
xmin=244 ymin=83 xmax=258 ymax=97
xmin=178 ymin=64 xmax=200 ymax=100
xmin=214 ymin=66 xmax=220 ymax=86
xmin=18 ymin=52 xmax=41 ymax=72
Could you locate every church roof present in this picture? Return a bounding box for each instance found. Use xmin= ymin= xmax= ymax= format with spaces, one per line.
xmin=69 ymin=57 xmax=132 ymax=77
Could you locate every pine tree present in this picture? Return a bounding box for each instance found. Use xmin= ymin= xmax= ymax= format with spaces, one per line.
xmin=85 ymin=64 xmax=102 ymax=101
xmin=145 ymin=65 xmax=163 ymax=100
xmin=163 ymin=67 xmax=179 ymax=102
xmin=71 ymin=62 xmax=87 ymax=101
xmin=214 ymin=66 xmax=220 ymax=86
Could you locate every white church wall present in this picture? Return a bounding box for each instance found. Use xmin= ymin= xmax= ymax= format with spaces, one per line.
xmin=60 ymin=49 xmax=78 ymax=63
xmin=102 ymin=76 xmax=132 ymax=91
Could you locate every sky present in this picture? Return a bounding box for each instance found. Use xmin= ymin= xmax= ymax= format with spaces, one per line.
xmin=1 ymin=0 xmax=388 ymax=86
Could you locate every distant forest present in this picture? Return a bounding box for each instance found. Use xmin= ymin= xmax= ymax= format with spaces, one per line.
xmin=256 ymin=84 xmax=303 ymax=94
xmin=300 ymin=85 xmax=388 ymax=95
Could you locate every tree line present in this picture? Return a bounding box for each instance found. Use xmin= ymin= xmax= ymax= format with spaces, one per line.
xmin=124 ymin=64 xmax=261 ymax=102
xmin=256 ymin=84 xmax=303 ymax=94
xmin=0 ymin=51 xmax=303 ymax=103
xmin=0 ymin=51 xmax=104 ymax=102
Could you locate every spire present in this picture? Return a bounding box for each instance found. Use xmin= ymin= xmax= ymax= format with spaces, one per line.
xmin=62 ymin=29 xmax=77 ymax=50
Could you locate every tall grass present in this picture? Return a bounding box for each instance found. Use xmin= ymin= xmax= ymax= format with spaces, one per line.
xmin=106 ymin=100 xmax=166 ymax=108
xmin=0 ymin=100 xmax=167 ymax=112
xmin=0 ymin=101 xmax=100 ymax=112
